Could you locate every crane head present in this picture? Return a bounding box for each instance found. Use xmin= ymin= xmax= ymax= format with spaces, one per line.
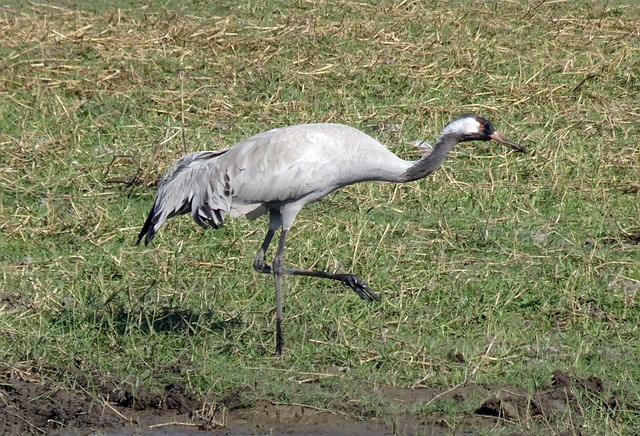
xmin=449 ymin=114 xmax=526 ymax=153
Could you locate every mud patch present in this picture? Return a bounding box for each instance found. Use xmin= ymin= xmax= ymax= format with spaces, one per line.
xmin=0 ymin=366 xmax=203 ymax=435
xmin=0 ymin=366 xmax=623 ymax=435
xmin=475 ymin=370 xmax=618 ymax=425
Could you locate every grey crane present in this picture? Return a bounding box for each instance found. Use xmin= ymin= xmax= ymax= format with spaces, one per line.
xmin=137 ymin=113 xmax=525 ymax=355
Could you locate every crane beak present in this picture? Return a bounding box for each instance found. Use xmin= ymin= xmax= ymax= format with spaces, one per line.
xmin=490 ymin=131 xmax=527 ymax=153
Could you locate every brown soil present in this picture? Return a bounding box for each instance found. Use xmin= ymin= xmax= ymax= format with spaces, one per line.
xmin=0 ymin=365 xmax=619 ymax=435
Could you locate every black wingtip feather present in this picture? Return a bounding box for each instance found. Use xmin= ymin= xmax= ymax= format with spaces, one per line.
xmin=137 ymin=206 xmax=157 ymax=246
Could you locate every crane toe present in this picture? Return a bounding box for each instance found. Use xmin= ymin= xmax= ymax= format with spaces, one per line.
xmin=341 ymin=275 xmax=381 ymax=302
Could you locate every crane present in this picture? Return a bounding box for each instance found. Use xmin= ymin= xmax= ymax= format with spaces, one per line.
xmin=137 ymin=114 xmax=525 ymax=355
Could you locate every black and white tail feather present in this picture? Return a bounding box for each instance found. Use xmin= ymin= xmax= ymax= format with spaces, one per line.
xmin=137 ymin=149 xmax=231 ymax=245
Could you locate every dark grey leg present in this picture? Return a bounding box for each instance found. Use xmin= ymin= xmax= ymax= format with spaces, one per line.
xmin=272 ymin=229 xmax=288 ymax=355
xmin=253 ymin=220 xmax=381 ymax=356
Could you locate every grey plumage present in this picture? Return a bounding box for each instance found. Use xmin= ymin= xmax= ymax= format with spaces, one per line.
xmin=137 ymin=114 xmax=525 ymax=354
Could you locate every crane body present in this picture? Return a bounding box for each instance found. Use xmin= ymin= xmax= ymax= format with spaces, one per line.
xmin=138 ymin=114 xmax=525 ymax=355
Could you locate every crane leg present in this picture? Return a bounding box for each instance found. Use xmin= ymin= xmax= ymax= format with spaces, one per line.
xmin=253 ymin=209 xmax=281 ymax=274
xmin=272 ymin=229 xmax=288 ymax=356
xmin=252 ymin=221 xmax=381 ymax=355
xmin=252 ymin=227 xmax=276 ymax=273
xmin=280 ymin=268 xmax=380 ymax=302
xmin=253 ymin=231 xmax=380 ymax=303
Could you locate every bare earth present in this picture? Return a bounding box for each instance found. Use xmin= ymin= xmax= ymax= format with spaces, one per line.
xmin=0 ymin=364 xmax=619 ymax=435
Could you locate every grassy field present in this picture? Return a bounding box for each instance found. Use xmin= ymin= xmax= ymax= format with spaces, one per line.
xmin=1 ymin=0 xmax=639 ymax=433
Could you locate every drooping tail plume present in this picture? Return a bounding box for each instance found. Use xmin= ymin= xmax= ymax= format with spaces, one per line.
xmin=137 ymin=149 xmax=231 ymax=245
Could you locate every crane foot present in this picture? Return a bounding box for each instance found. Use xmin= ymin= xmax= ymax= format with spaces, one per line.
xmin=341 ymin=275 xmax=380 ymax=302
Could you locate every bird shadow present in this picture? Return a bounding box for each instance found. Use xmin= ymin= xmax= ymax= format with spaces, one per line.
xmin=82 ymin=304 xmax=242 ymax=336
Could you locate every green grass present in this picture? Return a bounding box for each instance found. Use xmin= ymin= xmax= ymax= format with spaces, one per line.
xmin=1 ymin=0 xmax=639 ymax=433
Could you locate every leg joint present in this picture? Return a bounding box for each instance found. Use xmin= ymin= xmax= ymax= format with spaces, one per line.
xmin=272 ymin=256 xmax=285 ymax=274
xmin=253 ymin=252 xmax=271 ymax=274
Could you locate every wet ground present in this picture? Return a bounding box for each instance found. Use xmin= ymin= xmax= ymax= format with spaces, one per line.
xmin=0 ymin=364 xmax=619 ymax=435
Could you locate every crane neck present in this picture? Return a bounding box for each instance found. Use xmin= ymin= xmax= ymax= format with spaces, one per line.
xmin=401 ymin=132 xmax=463 ymax=182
